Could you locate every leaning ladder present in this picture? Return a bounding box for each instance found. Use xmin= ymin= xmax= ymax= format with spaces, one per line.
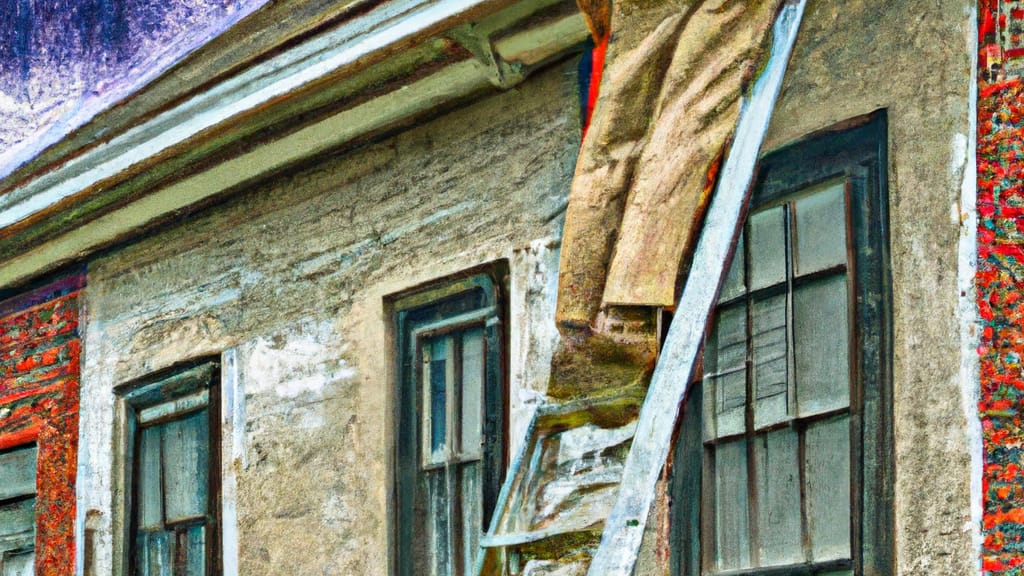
xmin=588 ymin=2 xmax=806 ymax=573
xmin=477 ymin=2 xmax=807 ymax=574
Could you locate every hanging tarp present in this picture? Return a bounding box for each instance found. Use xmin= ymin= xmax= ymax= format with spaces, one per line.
xmin=558 ymin=0 xmax=788 ymax=326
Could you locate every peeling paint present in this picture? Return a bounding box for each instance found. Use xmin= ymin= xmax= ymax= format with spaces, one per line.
xmin=510 ymin=238 xmax=562 ymax=456
xmin=961 ymin=3 xmax=985 ymax=571
xmin=242 ymin=322 xmax=356 ymax=400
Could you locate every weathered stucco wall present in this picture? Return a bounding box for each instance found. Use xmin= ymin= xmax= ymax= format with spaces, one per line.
xmin=633 ymin=2 xmax=978 ymax=575
xmin=77 ymin=61 xmax=576 ymax=575
xmin=763 ymin=1 xmax=976 ymax=574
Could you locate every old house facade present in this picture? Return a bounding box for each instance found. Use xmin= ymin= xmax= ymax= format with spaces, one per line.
xmin=0 ymin=0 xmax=1004 ymax=575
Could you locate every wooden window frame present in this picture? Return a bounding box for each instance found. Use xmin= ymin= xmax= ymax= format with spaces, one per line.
xmin=116 ymin=359 xmax=223 ymax=576
xmin=389 ymin=263 xmax=509 ymax=576
xmin=671 ymin=112 xmax=893 ymax=576
xmin=0 ymin=444 xmax=37 ymax=575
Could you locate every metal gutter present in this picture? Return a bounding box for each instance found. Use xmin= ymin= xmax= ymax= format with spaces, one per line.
xmin=585 ymin=3 xmax=806 ymax=573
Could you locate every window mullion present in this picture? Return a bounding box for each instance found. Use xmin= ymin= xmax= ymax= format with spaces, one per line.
xmin=844 ymin=172 xmax=866 ymax=574
xmin=784 ymin=202 xmax=797 ymax=427
xmin=422 ymin=345 xmax=432 ymax=468
xmin=452 ymin=335 xmax=463 ymax=460
xmin=158 ymin=426 xmax=167 ymax=532
xmin=786 ymin=202 xmax=814 ymax=565
xmin=742 ymin=223 xmax=761 ymax=569
xmin=445 ymin=334 xmax=459 ymax=575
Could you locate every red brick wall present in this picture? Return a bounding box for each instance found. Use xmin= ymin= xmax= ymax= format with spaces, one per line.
xmin=0 ymin=274 xmax=83 ymax=575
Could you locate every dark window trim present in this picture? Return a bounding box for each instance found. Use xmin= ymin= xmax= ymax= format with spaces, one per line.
xmin=387 ymin=262 xmax=510 ymax=576
xmin=671 ymin=111 xmax=893 ymax=576
xmin=116 ymin=358 xmax=223 ymax=576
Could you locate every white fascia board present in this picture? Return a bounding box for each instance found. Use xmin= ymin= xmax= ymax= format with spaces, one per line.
xmin=0 ymin=58 xmax=493 ymax=286
xmin=0 ymin=0 xmax=510 ymax=230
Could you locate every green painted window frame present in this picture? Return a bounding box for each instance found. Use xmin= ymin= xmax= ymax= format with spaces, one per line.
xmin=671 ymin=112 xmax=893 ymax=576
xmin=390 ymin=263 xmax=509 ymax=576
xmin=117 ymin=360 xmax=222 ymax=576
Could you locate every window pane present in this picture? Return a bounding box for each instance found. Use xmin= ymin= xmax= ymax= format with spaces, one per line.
xmin=754 ymin=428 xmax=802 ymax=567
xmin=672 ymin=385 xmax=703 ymax=576
xmin=794 ymin=275 xmax=850 ymax=416
xmin=748 ymin=206 xmax=786 ymax=291
xmin=794 ymin=181 xmax=847 ymax=276
xmin=705 ymin=304 xmax=746 ymax=439
xmin=426 ymin=471 xmax=452 ymax=575
xmin=459 ymin=462 xmax=482 ymax=576
xmin=720 ymin=234 xmax=746 ymax=302
xmin=162 ymin=410 xmax=210 ymax=524
xmin=460 ymin=329 xmax=484 ymax=460
xmin=0 ymin=499 xmax=33 ymax=538
xmin=138 ymin=531 xmax=173 ymax=576
xmin=714 ymin=439 xmax=751 ymax=572
xmin=138 ymin=426 xmax=163 ymax=530
xmin=752 ymin=294 xmax=788 ymax=429
xmin=1 ymin=549 xmax=33 ymax=576
xmin=184 ymin=525 xmax=206 ymax=575
xmin=425 ymin=337 xmax=449 ymax=465
xmin=0 ymin=447 xmax=36 ymax=502
xmin=805 ymin=416 xmax=851 ymax=562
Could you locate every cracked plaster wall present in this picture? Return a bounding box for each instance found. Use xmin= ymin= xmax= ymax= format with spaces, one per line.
xmin=76 ymin=61 xmax=576 ymax=575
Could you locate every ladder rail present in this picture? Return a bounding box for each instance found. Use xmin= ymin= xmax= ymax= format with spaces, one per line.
xmin=586 ymin=3 xmax=807 ymax=573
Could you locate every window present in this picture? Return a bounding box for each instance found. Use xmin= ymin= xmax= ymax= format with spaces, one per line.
xmin=0 ymin=445 xmax=36 ymax=576
xmin=119 ymin=361 xmax=221 ymax=576
xmin=671 ymin=113 xmax=892 ymax=575
xmin=391 ymin=266 xmax=507 ymax=576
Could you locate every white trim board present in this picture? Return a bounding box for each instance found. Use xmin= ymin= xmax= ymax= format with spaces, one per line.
xmin=0 ymin=0 xmax=502 ymax=228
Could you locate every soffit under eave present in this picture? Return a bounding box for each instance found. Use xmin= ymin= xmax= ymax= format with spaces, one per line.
xmin=2 ymin=0 xmax=411 ymax=188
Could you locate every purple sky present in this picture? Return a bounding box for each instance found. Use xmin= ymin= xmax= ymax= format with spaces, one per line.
xmin=0 ymin=0 xmax=267 ymax=179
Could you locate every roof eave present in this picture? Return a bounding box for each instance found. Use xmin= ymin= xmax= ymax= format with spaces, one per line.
xmin=0 ymin=0 xmax=587 ymax=287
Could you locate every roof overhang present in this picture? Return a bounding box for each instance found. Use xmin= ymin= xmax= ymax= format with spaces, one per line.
xmin=0 ymin=0 xmax=588 ymax=287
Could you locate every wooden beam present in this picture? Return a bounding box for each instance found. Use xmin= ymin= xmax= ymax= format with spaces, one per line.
xmin=585 ymin=3 xmax=806 ymax=574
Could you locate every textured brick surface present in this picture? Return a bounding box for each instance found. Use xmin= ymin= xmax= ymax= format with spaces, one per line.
xmin=979 ymin=1 xmax=1024 ymax=572
xmin=0 ymin=274 xmax=82 ymax=575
